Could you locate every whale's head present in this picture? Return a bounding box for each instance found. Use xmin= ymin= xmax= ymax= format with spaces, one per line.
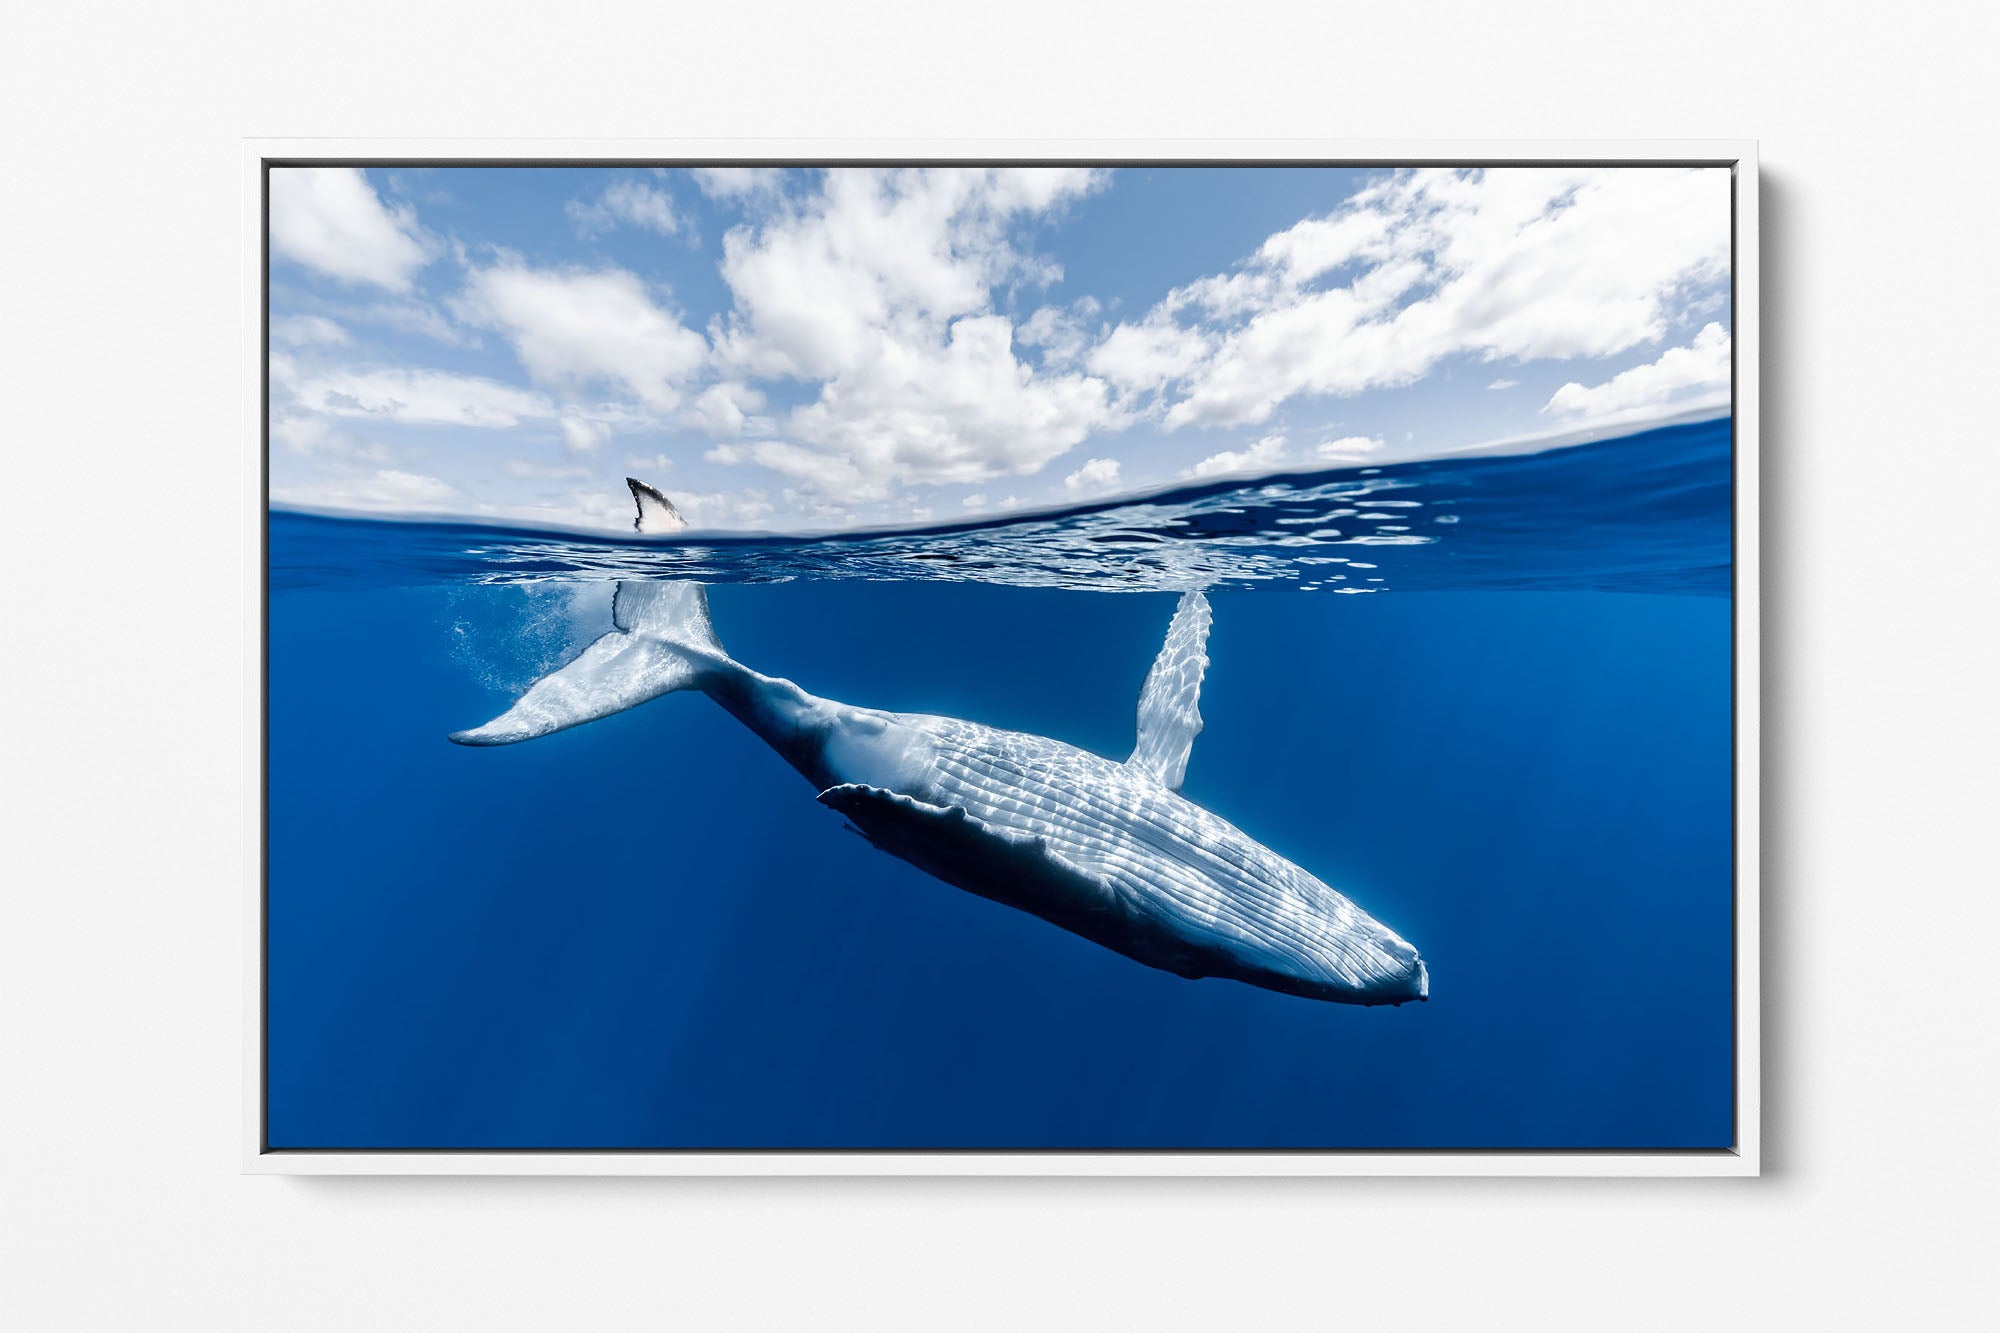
xmin=1277 ymin=920 xmax=1429 ymax=1007
xmin=1209 ymin=916 xmax=1429 ymax=1007
xmin=1344 ymin=942 xmax=1429 ymax=1006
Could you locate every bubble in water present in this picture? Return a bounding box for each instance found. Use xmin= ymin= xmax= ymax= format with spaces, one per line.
xmin=447 ymin=583 xmax=615 ymax=695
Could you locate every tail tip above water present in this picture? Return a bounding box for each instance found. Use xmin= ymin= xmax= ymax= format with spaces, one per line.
xmin=627 ymin=477 xmax=687 ymax=534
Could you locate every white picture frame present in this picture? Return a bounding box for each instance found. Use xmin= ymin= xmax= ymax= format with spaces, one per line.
xmin=244 ymin=138 xmax=1758 ymax=1176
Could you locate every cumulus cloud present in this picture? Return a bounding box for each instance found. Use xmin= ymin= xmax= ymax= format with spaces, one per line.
xmin=270 ymin=168 xmax=432 ymax=292
xmin=273 ymin=468 xmax=460 ymax=512
xmin=1315 ymin=435 xmax=1387 ymax=463
xmin=336 ymin=297 xmax=479 ymax=348
xmin=268 ymin=413 xmax=390 ymax=463
xmin=272 ymin=314 xmax=351 ymax=348
xmin=712 ymin=167 xmax=1101 ymax=379
xmin=667 ymin=488 xmax=776 ymax=527
xmin=691 ymin=167 xmax=784 ymax=202
xmin=1063 ymin=457 xmax=1121 ymax=493
xmin=1543 ymin=322 xmax=1732 ymax=421
xmin=684 ymin=381 xmax=768 ymax=437
xmin=1188 ymin=434 xmax=1288 ymax=479
xmin=502 ymin=459 xmax=592 ymax=480
xmin=1255 ymin=208 xmax=1393 ymax=286
xmin=1017 ymin=297 xmax=1101 ymax=368
xmin=455 ymin=260 xmax=708 ymax=411
xmin=283 ymin=365 xmax=555 ymax=429
xmin=706 ymin=440 xmax=884 ymax=500
xmin=566 ymin=177 xmax=683 ymax=239
xmin=1087 ymin=315 xmax=1210 ymax=393
xmin=704 ymin=168 xmax=1120 ymax=496
xmin=1095 ymin=167 xmax=1729 ymax=431
xmin=558 ymin=412 xmax=609 ymax=452
xmin=777 ymin=314 xmax=1116 ymax=487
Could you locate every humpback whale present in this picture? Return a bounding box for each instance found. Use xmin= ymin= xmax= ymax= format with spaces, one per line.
xmin=450 ymin=583 xmax=1428 ymax=1006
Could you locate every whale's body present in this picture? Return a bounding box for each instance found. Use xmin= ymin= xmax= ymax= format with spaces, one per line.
xmin=452 ymin=582 xmax=1427 ymax=1006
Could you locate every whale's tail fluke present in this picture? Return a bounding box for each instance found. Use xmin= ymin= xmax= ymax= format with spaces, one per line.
xmin=448 ymin=581 xmax=726 ymax=746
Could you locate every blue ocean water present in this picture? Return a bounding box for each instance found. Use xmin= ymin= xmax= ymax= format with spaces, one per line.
xmin=266 ymin=417 xmax=1735 ymax=1150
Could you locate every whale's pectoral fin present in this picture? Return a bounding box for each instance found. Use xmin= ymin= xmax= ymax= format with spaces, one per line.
xmin=820 ymin=780 xmax=960 ymax=820
xmin=1125 ymin=590 xmax=1212 ymax=791
xmin=816 ymin=783 xmax=1110 ymax=892
xmin=817 ymin=784 xmax=982 ymax=850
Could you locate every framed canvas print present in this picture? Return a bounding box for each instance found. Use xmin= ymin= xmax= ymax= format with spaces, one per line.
xmin=247 ymin=140 xmax=1758 ymax=1175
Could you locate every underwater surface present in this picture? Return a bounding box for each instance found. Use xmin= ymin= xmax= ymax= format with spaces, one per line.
xmin=266 ymin=416 xmax=1735 ymax=1150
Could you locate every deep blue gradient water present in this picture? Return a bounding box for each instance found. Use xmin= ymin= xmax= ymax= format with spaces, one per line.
xmin=267 ymin=417 xmax=1734 ymax=1150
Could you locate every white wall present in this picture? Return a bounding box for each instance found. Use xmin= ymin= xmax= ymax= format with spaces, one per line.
xmin=4 ymin=3 xmax=1996 ymax=1328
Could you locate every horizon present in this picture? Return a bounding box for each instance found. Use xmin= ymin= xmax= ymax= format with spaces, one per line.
xmin=267 ymin=406 xmax=1730 ymax=540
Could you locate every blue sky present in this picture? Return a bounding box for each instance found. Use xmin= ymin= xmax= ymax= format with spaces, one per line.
xmin=268 ymin=164 xmax=1732 ymax=531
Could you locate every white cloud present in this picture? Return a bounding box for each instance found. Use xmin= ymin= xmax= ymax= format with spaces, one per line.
xmin=1017 ymin=296 xmax=1101 ymax=368
xmin=559 ymin=401 xmax=661 ymax=452
xmin=1188 ymin=434 xmax=1289 ymax=479
xmin=707 ymin=440 xmax=884 ymax=500
xmin=1315 ymin=435 xmax=1387 ymax=463
xmin=339 ymin=297 xmax=479 ymax=348
xmin=270 ymin=168 xmax=431 ymax=292
xmin=1087 ymin=315 xmax=1210 ymax=393
xmin=558 ymin=413 xmax=609 ymax=452
xmin=273 ymin=468 xmax=460 ymax=512
xmin=285 ymin=366 xmax=556 ymax=429
xmin=780 ymin=314 xmax=1117 ymax=487
xmin=684 ymin=381 xmax=768 ymax=437
xmin=268 ymin=413 xmax=390 ymax=462
xmin=669 ymin=488 xmax=775 ymax=527
xmin=272 ymin=314 xmax=350 ymax=348
xmin=961 ymin=493 xmax=988 ymax=510
xmin=1256 ymin=209 xmax=1393 ymax=285
xmin=1487 ymin=378 xmax=1519 ymax=391
xmin=1063 ymin=457 xmax=1121 ymax=493
xmin=692 ymin=167 xmax=784 ymax=202
xmin=1543 ymin=322 xmax=1732 ymax=421
xmin=456 ymin=261 xmax=708 ymax=410
xmin=624 ymin=452 xmax=675 ymax=476
xmin=503 ymin=459 xmax=592 ymax=480
xmin=705 ymin=168 xmax=1119 ymax=496
xmin=1094 ymin=167 xmax=1729 ymax=430
xmin=712 ymin=168 xmax=1100 ymax=380
xmin=270 ymin=413 xmax=335 ymax=453
xmin=566 ymin=178 xmax=682 ymax=239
